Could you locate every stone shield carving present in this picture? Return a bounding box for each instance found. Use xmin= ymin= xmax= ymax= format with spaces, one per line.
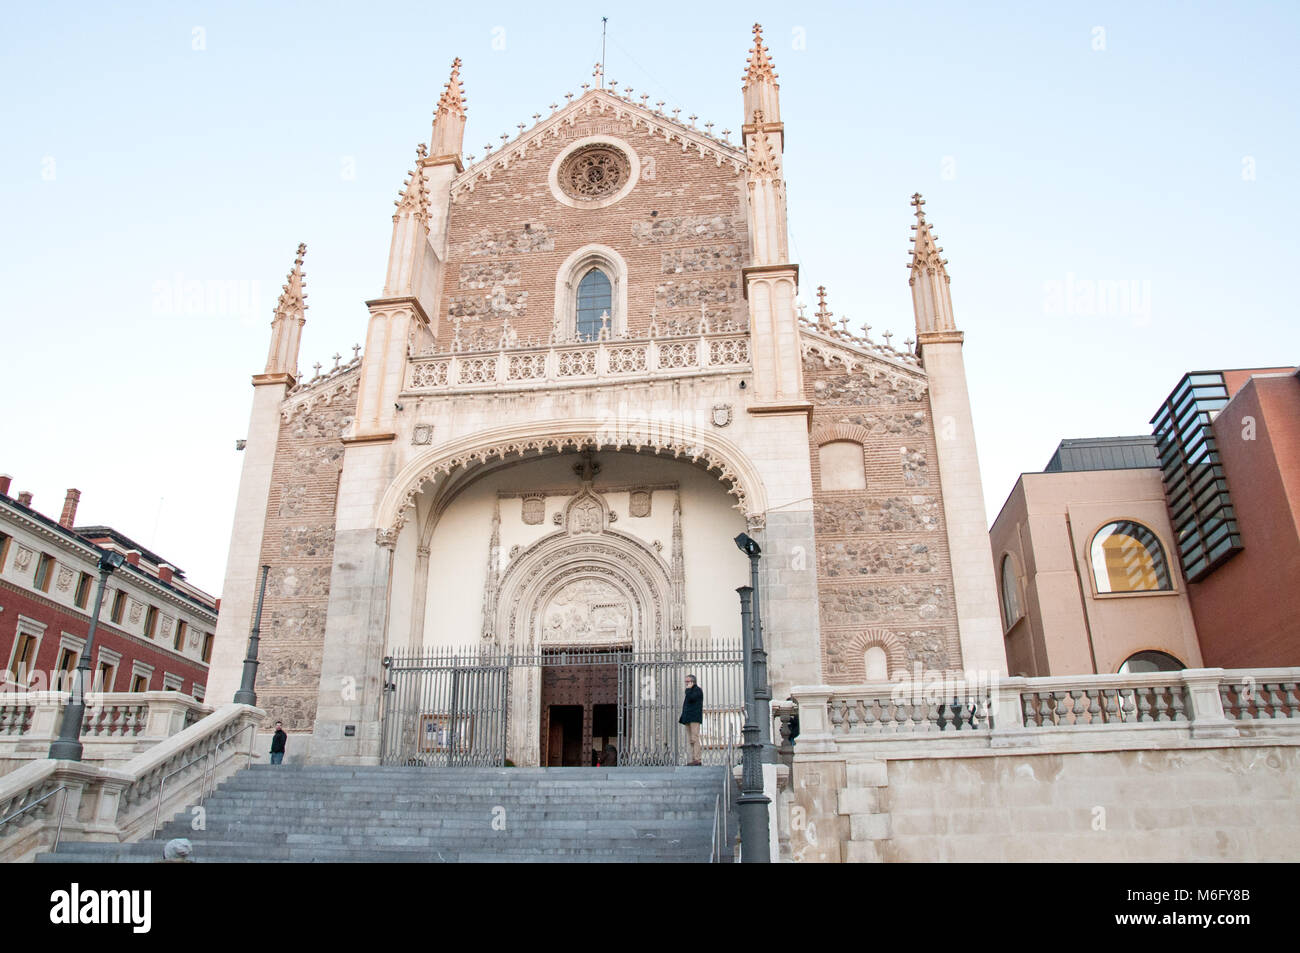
xmin=521 ymin=495 xmax=545 ymax=525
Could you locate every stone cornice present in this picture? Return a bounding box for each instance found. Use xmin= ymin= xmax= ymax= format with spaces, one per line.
xmin=741 ymin=263 xmax=799 ymax=299
xmin=746 ymin=401 xmax=813 ymax=421
xmin=251 ymin=372 xmax=294 ymax=388
xmin=364 ymin=295 xmax=431 ymax=326
xmin=342 ymin=432 xmax=397 ymax=446
xmin=916 ymin=330 xmax=964 ymax=347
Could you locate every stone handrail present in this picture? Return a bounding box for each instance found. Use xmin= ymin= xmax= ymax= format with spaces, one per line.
xmin=0 ymin=702 xmax=263 ymax=862
xmin=406 ymin=329 xmax=751 ymax=393
xmin=0 ymin=692 xmax=213 ymax=776
xmin=789 ymin=668 xmax=1300 ymax=754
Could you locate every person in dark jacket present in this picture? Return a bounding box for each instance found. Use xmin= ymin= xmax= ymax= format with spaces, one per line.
xmin=679 ymin=675 xmax=704 ymax=765
xmin=269 ymin=721 xmax=287 ymax=765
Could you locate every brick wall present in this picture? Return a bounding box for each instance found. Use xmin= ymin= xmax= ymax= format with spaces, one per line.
xmin=441 ymin=113 xmax=751 ymax=343
xmin=803 ymin=356 xmax=962 ymax=678
xmin=253 ymin=378 xmax=357 ymax=731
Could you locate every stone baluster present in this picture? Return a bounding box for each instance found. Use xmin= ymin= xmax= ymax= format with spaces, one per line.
xmin=1136 ymin=688 xmax=1153 ymax=722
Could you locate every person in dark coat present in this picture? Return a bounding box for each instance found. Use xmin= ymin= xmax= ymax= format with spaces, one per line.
xmin=269 ymin=721 xmax=287 ymax=765
xmin=679 ymin=675 xmax=704 ymax=765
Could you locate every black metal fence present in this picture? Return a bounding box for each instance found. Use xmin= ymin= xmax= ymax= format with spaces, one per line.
xmin=380 ymin=641 xmax=743 ymax=768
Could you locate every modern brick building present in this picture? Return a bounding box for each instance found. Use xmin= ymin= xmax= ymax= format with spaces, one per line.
xmin=990 ymin=436 xmax=1203 ymax=677
xmin=0 ymin=476 xmax=216 ymax=699
xmin=1151 ymin=367 xmax=1300 ymax=667
xmin=990 ymin=366 xmax=1300 ymax=676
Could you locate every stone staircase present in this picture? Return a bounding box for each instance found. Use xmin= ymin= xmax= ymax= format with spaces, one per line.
xmin=37 ymin=764 xmax=736 ymax=863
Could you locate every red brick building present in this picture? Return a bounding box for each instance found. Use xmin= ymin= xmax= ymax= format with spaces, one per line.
xmin=1151 ymin=367 xmax=1300 ymax=667
xmin=0 ymin=475 xmax=217 ymax=698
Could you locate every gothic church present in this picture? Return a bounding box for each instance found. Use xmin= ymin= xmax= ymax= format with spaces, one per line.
xmin=207 ymin=25 xmax=1006 ymax=766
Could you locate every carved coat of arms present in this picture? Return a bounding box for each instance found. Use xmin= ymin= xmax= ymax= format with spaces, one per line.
xmin=711 ymin=403 xmax=733 ymax=427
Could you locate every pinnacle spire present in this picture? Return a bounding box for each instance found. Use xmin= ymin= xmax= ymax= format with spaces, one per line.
xmin=393 ymin=143 xmax=430 ymax=223
xmin=277 ymin=242 xmax=308 ymax=317
xmin=908 ymin=192 xmax=948 ymax=280
xmin=743 ymin=23 xmax=777 ymax=86
xmin=436 ymin=57 xmax=467 ymax=119
xmin=265 ymin=242 xmax=308 ymax=378
xmin=907 ymin=194 xmax=957 ymax=335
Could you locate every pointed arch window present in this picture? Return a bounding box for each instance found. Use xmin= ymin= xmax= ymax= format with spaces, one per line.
xmin=575 ymin=267 xmax=612 ymax=341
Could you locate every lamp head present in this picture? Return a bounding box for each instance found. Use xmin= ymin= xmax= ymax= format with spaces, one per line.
xmin=98 ymin=550 xmax=126 ymax=573
xmin=734 ymin=533 xmax=761 ymax=557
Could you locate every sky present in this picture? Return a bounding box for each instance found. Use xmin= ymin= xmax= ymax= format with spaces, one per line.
xmin=2 ymin=1 xmax=1297 ymax=596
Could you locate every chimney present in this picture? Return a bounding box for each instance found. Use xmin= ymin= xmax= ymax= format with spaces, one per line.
xmin=17 ymin=490 xmax=33 ymax=508
xmin=158 ymin=563 xmax=175 ymax=584
xmin=60 ymin=488 xmax=81 ymax=528
xmin=0 ymin=475 xmax=11 ymax=497
xmin=125 ymin=550 xmax=141 ymax=567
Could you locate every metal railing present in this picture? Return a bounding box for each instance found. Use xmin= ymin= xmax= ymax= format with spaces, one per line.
xmin=0 ymin=785 xmax=69 ymax=854
xmin=381 ymin=642 xmax=745 ymax=768
xmin=151 ymin=721 xmax=256 ymax=837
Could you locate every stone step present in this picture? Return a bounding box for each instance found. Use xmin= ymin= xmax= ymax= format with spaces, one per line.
xmin=45 ymin=763 xmax=735 ymax=864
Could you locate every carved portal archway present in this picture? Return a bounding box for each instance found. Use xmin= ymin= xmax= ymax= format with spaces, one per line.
xmin=491 ymin=524 xmax=673 ymax=766
xmin=495 ymin=529 xmax=673 ymax=651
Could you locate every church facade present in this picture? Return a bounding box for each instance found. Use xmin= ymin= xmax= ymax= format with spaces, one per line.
xmin=206 ymin=25 xmax=1006 ymax=766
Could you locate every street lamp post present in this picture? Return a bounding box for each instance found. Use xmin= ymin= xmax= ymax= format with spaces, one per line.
xmin=734 ymin=585 xmax=770 ymax=862
xmin=233 ymin=565 xmax=270 ymax=706
xmin=734 ymin=534 xmax=775 ymax=763
xmin=49 ymin=550 xmax=126 ymax=761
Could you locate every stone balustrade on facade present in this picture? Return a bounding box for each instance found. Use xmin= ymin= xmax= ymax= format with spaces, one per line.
xmin=782 ymin=668 xmax=1300 ymax=862
xmin=405 ymin=326 xmax=751 ymax=393
xmin=0 ymin=702 xmax=264 ymax=862
xmin=0 ymin=691 xmax=212 ymax=776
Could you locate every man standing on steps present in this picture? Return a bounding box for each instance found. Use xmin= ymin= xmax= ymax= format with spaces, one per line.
xmin=679 ymin=675 xmax=703 ymax=765
xmin=270 ymin=721 xmax=287 ymax=765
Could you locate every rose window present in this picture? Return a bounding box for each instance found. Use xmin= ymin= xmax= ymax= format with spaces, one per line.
xmin=558 ymin=146 xmax=630 ymax=201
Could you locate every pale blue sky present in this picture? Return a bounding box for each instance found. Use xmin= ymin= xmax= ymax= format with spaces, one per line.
xmin=2 ymin=1 xmax=1296 ymax=594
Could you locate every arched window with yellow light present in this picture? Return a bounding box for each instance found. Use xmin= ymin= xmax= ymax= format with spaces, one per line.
xmin=1089 ymin=520 xmax=1172 ymax=593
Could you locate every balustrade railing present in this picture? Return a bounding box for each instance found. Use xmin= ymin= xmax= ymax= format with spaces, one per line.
xmin=827 ymin=689 xmax=993 ymax=736
xmin=0 ymin=703 xmax=263 ymax=862
xmin=407 ymin=327 xmax=751 ymax=392
xmin=789 ymin=667 xmax=1300 ymax=750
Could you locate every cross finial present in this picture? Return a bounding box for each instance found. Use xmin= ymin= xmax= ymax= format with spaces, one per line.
xmin=332 ymin=352 xmax=342 ymax=369
xmin=352 ymin=343 xmax=361 ymax=360
xmin=593 ymin=62 xmax=603 ymax=84
xmin=313 ymin=361 xmax=322 ymax=377
xmin=911 ymin=192 xmax=927 ymax=221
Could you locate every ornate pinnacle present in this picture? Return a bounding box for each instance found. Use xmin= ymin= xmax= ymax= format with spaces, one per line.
xmin=275 ymin=243 xmax=308 ymax=318
xmin=910 ymin=192 xmax=929 ymax=223
xmin=744 ymin=23 xmax=777 ymax=86
xmin=435 ymin=57 xmax=467 ymax=118
xmin=815 ymin=285 xmax=833 ymax=331
xmin=393 ymin=144 xmax=430 ymax=222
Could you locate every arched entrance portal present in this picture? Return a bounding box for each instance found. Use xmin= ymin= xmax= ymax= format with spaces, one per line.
xmin=492 ymin=454 xmax=675 ymax=765
xmin=380 ymin=445 xmax=750 ymax=767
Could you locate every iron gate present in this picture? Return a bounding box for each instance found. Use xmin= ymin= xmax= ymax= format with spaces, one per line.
xmin=380 ymin=641 xmax=743 ymax=767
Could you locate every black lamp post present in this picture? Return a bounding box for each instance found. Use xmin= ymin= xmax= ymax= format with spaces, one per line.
xmin=734 ymin=533 xmax=775 ymax=763
xmin=49 ymin=549 xmax=126 ymax=761
xmin=234 ymin=565 xmax=270 ymax=706
xmin=734 ymin=529 xmax=774 ymax=863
